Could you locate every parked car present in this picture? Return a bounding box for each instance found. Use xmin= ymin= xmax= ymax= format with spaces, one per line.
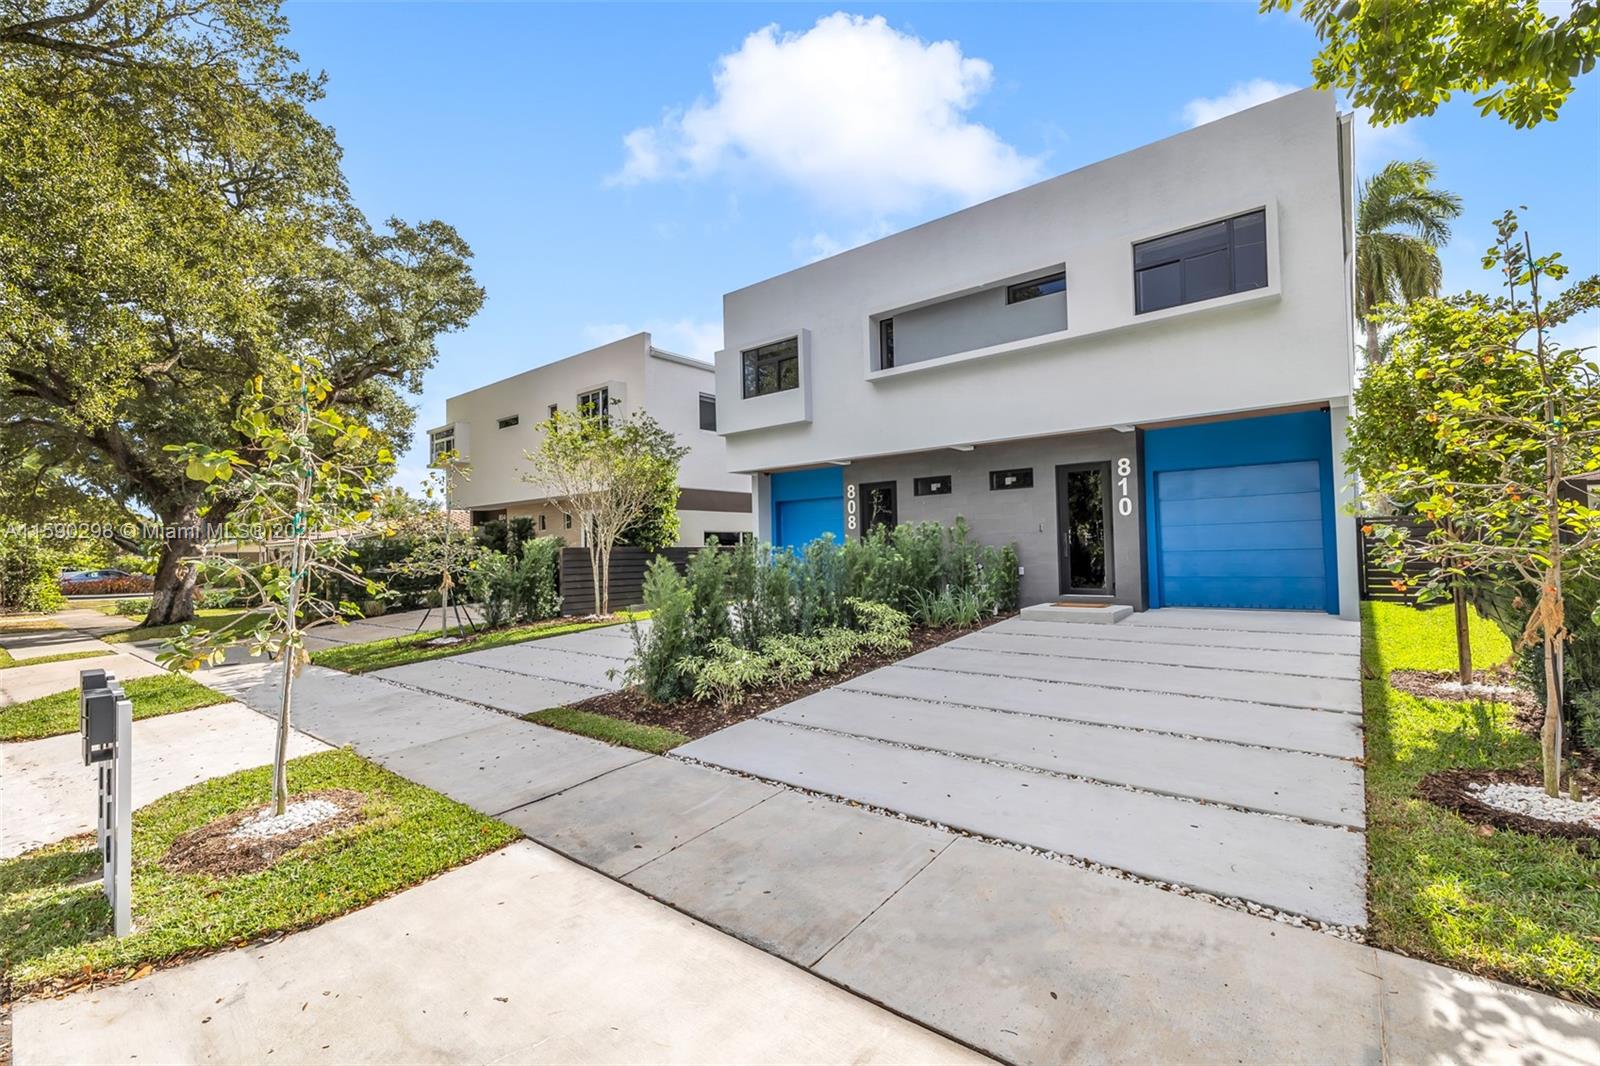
xmin=58 ymin=569 xmax=154 ymax=595
xmin=59 ymin=568 xmax=135 ymax=588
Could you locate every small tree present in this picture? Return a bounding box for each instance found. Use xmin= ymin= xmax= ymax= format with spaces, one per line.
xmin=388 ymin=451 xmax=484 ymax=639
xmin=523 ymin=409 xmax=687 ymax=615
xmin=1363 ymin=212 xmax=1600 ymax=795
xmin=159 ymin=362 xmax=391 ymax=815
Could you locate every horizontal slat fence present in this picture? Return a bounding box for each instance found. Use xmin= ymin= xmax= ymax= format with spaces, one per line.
xmin=559 ymin=546 xmax=699 ymax=615
xmin=1357 ymin=516 xmax=1433 ymax=604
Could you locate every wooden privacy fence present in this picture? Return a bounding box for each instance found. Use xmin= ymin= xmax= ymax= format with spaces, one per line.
xmin=558 ymin=546 xmax=699 ymax=615
xmin=1357 ymin=515 xmax=1434 ymax=605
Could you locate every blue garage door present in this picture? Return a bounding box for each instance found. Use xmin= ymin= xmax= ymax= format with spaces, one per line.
xmin=770 ymin=467 xmax=844 ymax=551
xmin=1155 ymin=460 xmax=1327 ymax=610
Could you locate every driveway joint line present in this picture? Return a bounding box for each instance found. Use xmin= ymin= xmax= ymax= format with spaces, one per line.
xmin=375 ymin=654 xmax=620 ymax=691
xmin=615 ymin=788 xmax=785 ymax=879
xmin=897 ymin=662 xmax=1364 ymax=716
xmin=488 ymin=751 xmax=652 ymax=817
xmin=985 ymin=626 xmax=1361 ymax=656
xmin=361 ymin=671 xmax=608 ymax=720
xmin=808 ymin=836 xmax=958 ymax=969
xmin=944 ymin=641 xmax=1360 ymax=680
xmin=838 ymin=683 xmax=1362 ymax=762
xmin=749 ymin=717 xmax=1363 ymax=830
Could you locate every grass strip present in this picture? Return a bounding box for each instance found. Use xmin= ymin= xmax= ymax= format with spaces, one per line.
xmin=0 ymin=673 xmax=228 ymax=742
xmin=101 ymin=609 xmax=259 ymax=645
xmin=310 ymin=613 xmax=643 ymax=674
xmin=0 ymin=649 xmax=111 ymax=672
xmin=0 ymin=748 xmax=519 ymax=998
xmin=1362 ymin=601 xmax=1600 ymax=1004
xmin=525 ymin=706 xmax=686 ymax=754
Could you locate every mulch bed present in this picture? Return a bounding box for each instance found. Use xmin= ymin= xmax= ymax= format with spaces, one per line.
xmin=162 ymin=789 xmax=367 ymax=877
xmin=564 ymin=616 xmax=1008 ymax=740
xmin=1390 ymin=666 xmax=1541 ymax=713
xmin=1418 ymin=768 xmax=1600 ymax=849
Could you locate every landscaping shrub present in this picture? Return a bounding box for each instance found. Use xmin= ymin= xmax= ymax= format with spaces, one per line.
xmin=473 ymin=517 xmax=536 ymax=555
xmin=1478 ymin=570 xmax=1600 ymax=752
xmin=57 ymin=575 xmax=149 ymax=597
xmin=338 ymin=536 xmax=433 ymax=610
xmin=110 ymin=553 xmax=159 ymax=576
xmin=627 ymin=556 xmax=697 ymax=702
xmin=108 ymin=597 xmax=150 ymax=616
xmin=470 ymin=537 xmax=563 ymax=628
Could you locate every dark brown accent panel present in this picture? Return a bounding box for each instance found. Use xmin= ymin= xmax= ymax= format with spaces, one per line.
xmin=677 ymin=488 xmax=753 ymax=513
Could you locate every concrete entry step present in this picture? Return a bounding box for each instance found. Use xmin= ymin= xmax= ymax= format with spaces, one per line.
xmin=767 ymin=688 xmax=1365 ymax=827
xmin=950 ymin=629 xmax=1359 ymax=680
xmin=675 ymin=721 xmax=1368 ymax=926
xmin=902 ymin=646 xmax=1363 ymax=713
xmin=844 ymin=666 xmax=1364 ymax=758
xmin=1019 ymin=602 xmax=1133 ymax=624
xmin=990 ymin=615 xmax=1360 ymax=656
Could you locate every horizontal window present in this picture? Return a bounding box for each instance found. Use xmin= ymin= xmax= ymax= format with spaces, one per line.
xmin=989 ymin=468 xmax=1033 ymax=491
xmin=429 ymin=432 xmax=455 ymax=462
xmin=1006 ymin=271 xmax=1066 ymax=305
xmin=914 ymin=475 xmax=952 ymax=497
xmin=704 ymin=531 xmax=751 ymax=547
xmin=578 ymin=387 xmax=610 ymax=423
xmin=1134 ymin=209 xmax=1266 ymax=314
xmin=496 ymin=415 xmax=519 ymax=430
xmin=699 ymin=393 xmax=717 ymax=432
xmin=742 ymin=337 xmax=800 ymax=398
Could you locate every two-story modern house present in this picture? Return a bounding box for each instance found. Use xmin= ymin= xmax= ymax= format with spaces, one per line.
xmin=714 ymin=88 xmax=1359 ymax=617
xmin=432 ymin=332 xmax=753 ymax=546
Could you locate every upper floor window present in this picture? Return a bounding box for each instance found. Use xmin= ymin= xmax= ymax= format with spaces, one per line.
xmin=429 ymin=430 xmax=455 ymax=463
xmin=699 ymin=393 xmax=717 ymax=431
xmin=1133 ymin=209 xmax=1266 ymax=314
xmin=741 ymin=337 xmax=799 ymax=398
xmin=578 ymin=387 xmax=610 ymax=423
xmin=1006 ymin=271 xmax=1065 ymax=305
xmin=547 ymin=403 xmax=558 ymax=420
xmin=496 ymin=415 xmax=519 ymax=430
xmin=879 ymin=318 xmax=895 ymax=369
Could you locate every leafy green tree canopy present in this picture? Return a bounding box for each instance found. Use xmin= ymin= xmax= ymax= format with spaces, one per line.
xmin=1266 ymin=0 xmax=1599 ymax=128
xmin=1355 ymin=160 xmax=1462 ymax=363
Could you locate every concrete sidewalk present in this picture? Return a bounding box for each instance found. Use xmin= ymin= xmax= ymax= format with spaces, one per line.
xmin=14 ymin=841 xmax=980 ymax=1065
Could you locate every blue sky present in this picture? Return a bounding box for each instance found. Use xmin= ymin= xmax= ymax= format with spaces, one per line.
xmin=283 ymin=2 xmax=1600 ymax=488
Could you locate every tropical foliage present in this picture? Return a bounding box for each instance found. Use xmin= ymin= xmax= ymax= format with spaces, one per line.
xmin=1355 ymin=160 xmax=1462 ymax=363
xmin=1265 ymin=0 xmax=1599 ymax=128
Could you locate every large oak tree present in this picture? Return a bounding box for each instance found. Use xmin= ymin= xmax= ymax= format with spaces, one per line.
xmin=0 ymin=0 xmax=484 ymax=624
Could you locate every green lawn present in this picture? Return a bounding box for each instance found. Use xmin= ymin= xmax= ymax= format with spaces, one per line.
xmin=0 ymin=649 xmax=111 ymax=671
xmin=525 ymin=706 xmax=686 ymax=754
xmin=311 ymin=613 xmax=643 ymax=674
xmin=0 ymin=618 xmax=64 ymax=633
xmin=1363 ymin=601 xmax=1600 ymax=1004
xmin=0 ymin=748 xmax=519 ymax=997
xmin=0 ymin=673 xmax=229 ymax=742
xmin=101 ymin=609 xmax=259 ymax=645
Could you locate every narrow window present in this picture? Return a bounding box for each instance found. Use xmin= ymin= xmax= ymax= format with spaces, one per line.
xmin=879 ymin=318 xmax=895 ymax=369
xmin=539 ymin=513 xmax=547 ymax=531
xmin=913 ymin=475 xmax=952 ymax=497
xmin=564 ymin=514 xmax=572 ymax=529
xmin=1134 ymin=209 xmax=1267 ymax=314
xmin=989 ymin=468 xmax=1034 ymax=491
xmin=860 ymin=481 xmax=897 ymax=536
xmin=1006 ymin=271 xmax=1066 ymax=304
xmin=741 ymin=337 xmax=800 ymax=398
xmin=547 ymin=403 xmax=558 ymax=420
xmin=698 ymin=393 xmax=717 ymax=431
xmin=497 ymin=415 xmax=519 ymax=430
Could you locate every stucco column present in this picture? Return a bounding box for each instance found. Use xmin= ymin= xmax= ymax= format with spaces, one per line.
xmin=1328 ymin=401 xmax=1360 ymax=619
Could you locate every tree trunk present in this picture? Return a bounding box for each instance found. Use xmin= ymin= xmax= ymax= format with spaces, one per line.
xmin=275 ymin=627 xmax=295 ymax=816
xmin=144 ymin=504 xmax=206 ymax=627
xmin=1365 ymin=318 xmax=1382 ymax=365
xmin=1452 ymin=585 xmax=1473 ymax=687
xmin=1543 ymin=630 xmax=1563 ymax=797
xmin=601 ymin=545 xmax=611 ymax=617
xmin=588 ymin=541 xmax=602 ymax=617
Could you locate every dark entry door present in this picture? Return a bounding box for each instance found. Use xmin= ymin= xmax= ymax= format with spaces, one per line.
xmin=1056 ymin=463 xmax=1113 ymax=595
xmin=861 ymin=481 xmax=898 ymax=537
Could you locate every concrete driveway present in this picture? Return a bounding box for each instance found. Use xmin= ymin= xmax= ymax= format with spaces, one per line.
xmin=677 ymin=608 xmax=1367 ymax=927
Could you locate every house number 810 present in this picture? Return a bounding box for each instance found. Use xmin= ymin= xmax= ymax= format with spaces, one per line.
xmin=1115 ymin=457 xmax=1134 ymax=517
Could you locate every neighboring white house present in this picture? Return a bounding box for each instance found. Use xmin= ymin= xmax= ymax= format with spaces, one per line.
xmin=713 ymin=88 xmax=1360 ymax=617
xmin=431 ymin=332 xmax=752 ymax=547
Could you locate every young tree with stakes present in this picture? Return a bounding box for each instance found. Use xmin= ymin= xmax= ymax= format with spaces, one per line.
xmin=522 ymin=408 xmax=687 ymax=616
xmin=159 ymin=362 xmax=392 ymax=815
xmin=388 ymin=451 xmax=485 ymax=639
xmin=1363 ymin=211 xmax=1600 ymax=796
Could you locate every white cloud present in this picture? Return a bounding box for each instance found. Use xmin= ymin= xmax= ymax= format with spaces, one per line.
xmin=583 ymin=318 xmax=723 ymax=361
xmin=608 ymin=13 xmax=1043 ymax=214
xmin=1182 ymin=80 xmax=1419 ymax=173
xmin=1181 ymin=79 xmax=1300 ymax=127
xmin=795 ymin=218 xmax=896 ymax=262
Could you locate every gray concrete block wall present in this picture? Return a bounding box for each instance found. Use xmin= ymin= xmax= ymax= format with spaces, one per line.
xmin=845 ymin=429 xmax=1144 ymax=608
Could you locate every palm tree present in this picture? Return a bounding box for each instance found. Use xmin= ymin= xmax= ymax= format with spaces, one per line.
xmin=1355 ymin=160 xmax=1462 ymax=364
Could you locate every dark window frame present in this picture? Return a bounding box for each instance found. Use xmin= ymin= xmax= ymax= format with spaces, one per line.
xmin=879 ymin=318 xmax=895 ymax=369
xmin=989 ymin=468 xmax=1034 ymax=491
xmin=1055 ymin=461 xmax=1114 ymax=596
xmin=496 ymin=414 xmax=519 ymax=430
xmin=913 ymin=474 xmax=952 ymax=497
xmin=698 ymin=392 xmax=717 ymax=432
xmin=1133 ymin=209 xmax=1267 ymax=315
xmin=741 ymin=337 xmax=801 ymax=398
xmin=860 ymin=480 xmax=898 ymax=536
xmin=1006 ymin=271 xmax=1066 ymax=305
xmin=547 ymin=403 xmax=558 ymax=420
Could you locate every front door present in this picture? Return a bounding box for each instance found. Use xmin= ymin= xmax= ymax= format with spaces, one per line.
xmin=861 ymin=480 xmax=898 ymax=537
xmin=1056 ymin=462 xmax=1113 ymax=595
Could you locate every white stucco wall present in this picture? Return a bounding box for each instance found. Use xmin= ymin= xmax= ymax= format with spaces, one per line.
xmin=714 ymin=88 xmax=1354 ymax=473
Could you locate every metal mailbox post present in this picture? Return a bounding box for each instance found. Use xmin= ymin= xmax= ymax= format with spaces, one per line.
xmin=80 ymin=668 xmax=132 ymax=937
